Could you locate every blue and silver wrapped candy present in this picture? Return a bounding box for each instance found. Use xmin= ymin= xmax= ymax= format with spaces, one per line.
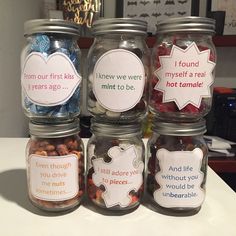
xmin=21 ymin=19 xmax=81 ymax=122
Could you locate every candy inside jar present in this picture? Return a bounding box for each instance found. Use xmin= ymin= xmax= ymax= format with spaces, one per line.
xmin=86 ymin=18 xmax=150 ymax=122
xmin=87 ymin=119 xmax=145 ymax=211
xmin=146 ymin=119 xmax=208 ymax=215
xmin=26 ymin=119 xmax=84 ymax=212
xmin=149 ymin=17 xmax=217 ymax=121
xmin=21 ymin=19 xmax=82 ymax=122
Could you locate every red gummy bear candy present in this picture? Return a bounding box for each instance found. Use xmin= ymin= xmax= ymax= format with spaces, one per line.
xmin=156 ymin=45 xmax=172 ymax=68
xmin=181 ymin=104 xmax=199 ymax=113
xmin=156 ymin=102 xmax=177 ymax=112
xmin=198 ymin=45 xmax=216 ymax=62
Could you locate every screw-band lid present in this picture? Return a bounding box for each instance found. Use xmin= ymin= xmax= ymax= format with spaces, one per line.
xmin=92 ymin=18 xmax=148 ymax=36
xmin=90 ymin=118 xmax=142 ymax=137
xmin=29 ymin=119 xmax=80 ymax=138
xmin=152 ymin=119 xmax=206 ymax=136
xmin=156 ymin=16 xmax=215 ymax=34
xmin=24 ymin=19 xmax=81 ymax=37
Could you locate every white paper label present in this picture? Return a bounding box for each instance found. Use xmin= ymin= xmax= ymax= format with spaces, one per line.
xmin=21 ymin=52 xmax=82 ymax=106
xmin=92 ymin=145 xmax=144 ymax=208
xmin=93 ymin=49 xmax=145 ymax=112
xmin=29 ymin=154 xmax=79 ymax=201
xmin=154 ymin=148 xmax=205 ymax=208
xmin=154 ymin=42 xmax=216 ymax=109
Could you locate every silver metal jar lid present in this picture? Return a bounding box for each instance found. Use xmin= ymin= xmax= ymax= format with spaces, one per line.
xmin=156 ymin=16 xmax=215 ymax=34
xmin=91 ymin=118 xmax=142 ymax=137
xmin=29 ymin=119 xmax=80 ymax=138
xmin=92 ymin=18 xmax=148 ymax=36
xmin=24 ymin=19 xmax=81 ymax=37
xmin=152 ymin=119 xmax=206 ymax=136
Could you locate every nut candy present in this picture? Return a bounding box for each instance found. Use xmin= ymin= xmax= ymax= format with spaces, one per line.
xmin=26 ymin=120 xmax=84 ymax=212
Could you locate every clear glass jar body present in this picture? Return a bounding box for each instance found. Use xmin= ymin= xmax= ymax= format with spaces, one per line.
xmin=86 ymin=33 xmax=150 ymax=122
xmin=149 ymin=32 xmax=216 ymax=121
xmin=87 ymin=128 xmax=145 ymax=211
xmin=21 ymin=33 xmax=82 ymax=122
xmin=26 ymin=133 xmax=84 ymax=212
xmin=146 ymin=132 xmax=208 ymax=215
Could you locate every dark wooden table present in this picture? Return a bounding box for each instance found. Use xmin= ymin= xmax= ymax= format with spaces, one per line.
xmin=208 ymin=156 xmax=236 ymax=173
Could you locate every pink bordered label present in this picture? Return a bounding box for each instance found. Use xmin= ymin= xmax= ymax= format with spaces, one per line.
xmin=93 ymin=49 xmax=145 ymax=112
xmin=92 ymin=145 xmax=144 ymax=208
xmin=154 ymin=148 xmax=205 ymax=208
xmin=154 ymin=42 xmax=216 ymax=109
xmin=21 ymin=52 xmax=81 ymax=106
xmin=29 ymin=154 xmax=79 ymax=201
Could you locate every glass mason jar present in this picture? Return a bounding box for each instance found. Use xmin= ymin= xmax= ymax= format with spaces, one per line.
xmin=21 ymin=19 xmax=82 ymax=123
xmin=26 ymin=119 xmax=84 ymax=212
xmin=87 ymin=119 xmax=145 ymax=211
xmin=86 ymin=18 xmax=150 ymax=123
xmin=146 ymin=119 xmax=208 ymax=215
xmin=149 ymin=17 xmax=217 ymax=122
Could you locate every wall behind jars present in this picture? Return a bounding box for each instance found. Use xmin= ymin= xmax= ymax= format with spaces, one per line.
xmin=214 ymin=47 xmax=236 ymax=87
xmin=0 ymin=0 xmax=43 ymax=137
xmin=199 ymin=0 xmax=236 ymax=88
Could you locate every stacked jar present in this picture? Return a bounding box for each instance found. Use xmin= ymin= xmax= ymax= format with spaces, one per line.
xmin=21 ymin=19 xmax=85 ymax=212
xmin=86 ymin=18 xmax=150 ymax=212
xmin=147 ymin=17 xmax=216 ymax=215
